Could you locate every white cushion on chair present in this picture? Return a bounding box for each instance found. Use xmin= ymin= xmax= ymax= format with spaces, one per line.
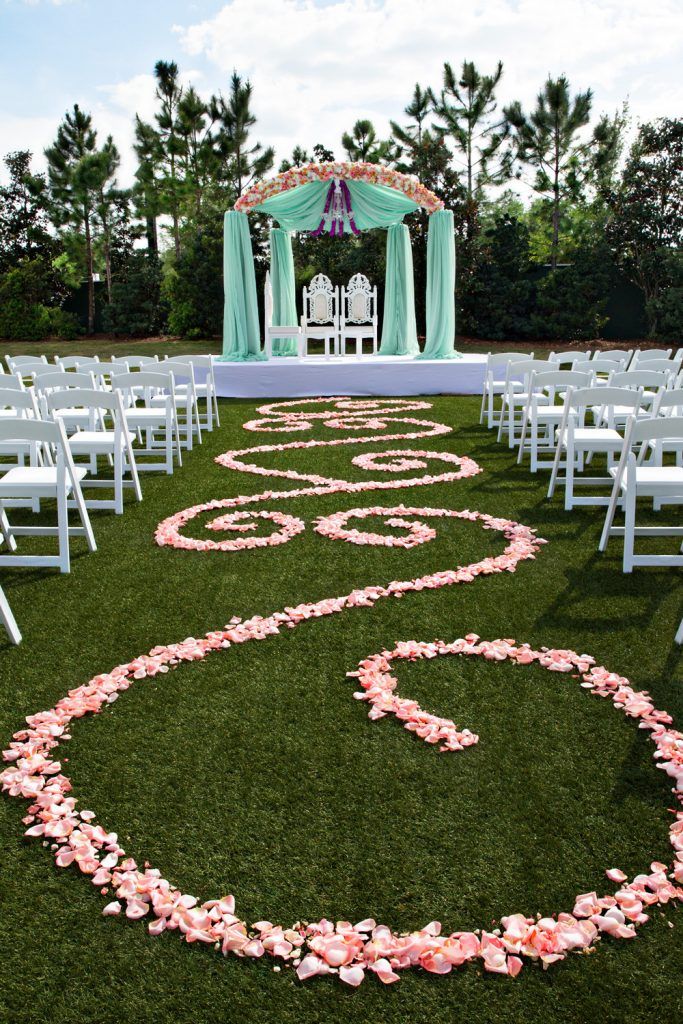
xmin=68 ymin=431 xmax=117 ymax=453
xmin=610 ymin=465 xmax=683 ymax=494
xmin=558 ymin=427 xmax=623 ymax=448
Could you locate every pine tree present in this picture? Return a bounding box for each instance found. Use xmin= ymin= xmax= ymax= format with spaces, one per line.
xmin=45 ymin=104 xmax=101 ymax=332
xmin=153 ymin=60 xmax=185 ymax=258
xmin=133 ymin=115 xmax=164 ymax=254
xmin=213 ymin=73 xmax=274 ymax=196
xmin=341 ymin=120 xmax=395 ymax=163
xmin=504 ymin=76 xmax=593 ymax=268
xmin=432 ymin=61 xmax=510 ymax=235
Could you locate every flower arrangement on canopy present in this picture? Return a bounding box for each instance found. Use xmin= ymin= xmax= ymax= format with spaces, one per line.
xmin=222 ymin=162 xmax=457 ymax=362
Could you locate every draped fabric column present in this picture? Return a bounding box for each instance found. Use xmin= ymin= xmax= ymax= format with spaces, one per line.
xmin=221 ymin=211 xmax=264 ymax=361
xmin=419 ymin=208 xmax=457 ymax=360
xmin=269 ymin=228 xmax=299 ymax=356
xmin=379 ymin=223 xmax=419 ymax=355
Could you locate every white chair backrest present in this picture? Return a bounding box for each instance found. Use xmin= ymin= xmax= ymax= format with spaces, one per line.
xmin=531 ymin=369 xmax=593 ymax=391
xmin=304 ymin=274 xmax=336 ymax=325
xmin=486 ymin=351 xmax=534 ymax=368
xmin=0 ymin=415 xmax=62 ymax=443
xmin=176 ymin=354 xmax=213 ymax=368
xmin=0 ymin=373 xmax=24 ymax=392
xmin=54 ymin=356 xmax=86 ymax=370
xmin=31 ymin=365 xmax=66 ymax=384
xmin=591 ymin=349 xmax=633 ymax=364
xmin=504 ymin=358 xmax=550 ymax=388
xmin=6 ymin=354 xmax=48 ymax=371
xmin=46 ymin=387 xmax=124 ymax=428
xmin=112 ymin=370 xmax=175 ymax=405
xmin=609 ymin=369 xmax=671 ymax=390
xmin=162 ymin=359 xmax=194 ymax=382
xmin=573 ymin=357 xmax=625 ymax=376
xmin=34 ymin=370 xmax=96 ymax=393
xmin=112 ymin=355 xmax=157 ymax=368
xmin=568 ymin=385 xmax=643 ymax=428
xmin=0 ymin=388 xmax=37 ymax=416
xmin=626 ymin=357 xmax=679 ymax=376
xmin=654 ymin=388 xmax=683 ymax=416
xmin=344 ymin=273 xmax=375 ymax=323
xmin=548 ymin=350 xmax=591 ymax=365
xmin=631 ymin=348 xmax=672 ymax=365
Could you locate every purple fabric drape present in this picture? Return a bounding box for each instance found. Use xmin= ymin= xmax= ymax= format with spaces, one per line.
xmin=310 ymin=179 xmax=361 ymax=237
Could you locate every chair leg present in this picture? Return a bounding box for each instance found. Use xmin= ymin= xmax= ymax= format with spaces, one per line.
xmin=496 ymin=397 xmax=507 ymax=444
xmin=599 ymin=475 xmax=622 ymax=552
xmin=0 ymin=507 xmax=17 ymax=552
xmin=479 ymin=385 xmax=487 ymax=425
xmin=622 ymin=481 xmax=636 ymax=573
xmin=114 ymin=441 xmax=124 ymax=515
xmin=56 ymin=478 xmax=71 ymax=574
xmin=675 ymin=618 xmax=683 ymax=645
xmin=0 ymin=586 xmax=21 ymax=645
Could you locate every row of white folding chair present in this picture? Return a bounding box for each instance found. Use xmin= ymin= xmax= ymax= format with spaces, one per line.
xmin=501 ymin=359 xmax=674 ymax=452
xmin=517 ymin=370 xmax=593 ymax=471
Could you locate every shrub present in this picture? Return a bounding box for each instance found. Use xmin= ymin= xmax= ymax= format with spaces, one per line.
xmin=167 ymin=224 xmax=223 ymax=338
xmin=529 ymin=244 xmax=614 ymax=341
xmin=103 ymin=251 xmax=166 ymax=337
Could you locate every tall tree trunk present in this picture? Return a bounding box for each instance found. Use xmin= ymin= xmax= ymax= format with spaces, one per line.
xmin=84 ymin=207 xmax=95 ymax=335
xmin=551 ymin=131 xmax=560 ymax=269
xmin=170 ymin=152 xmax=180 ymax=259
xmin=146 ymin=213 xmax=158 ymax=254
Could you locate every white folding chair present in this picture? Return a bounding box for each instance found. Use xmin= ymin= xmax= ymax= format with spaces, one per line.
xmin=175 ymin=355 xmax=220 ymax=431
xmin=158 ymin=359 xmax=202 ymax=449
xmin=0 ymin=418 xmax=96 ymax=573
xmin=0 ymin=581 xmax=21 ymax=644
xmin=6 ymin=354 xmax=48 ymax=372
xmin=496 ymin=358 xmax=550 ymax=447
xmin=112 ymin=371 xmax=182 ymax=474
xmin=517 ymin=369 xmax=592 ymax=472
xmin=626 ymin=357 xmax=681 ymax=377
xmin=599 ymin=416 xmax=683 ymax=571
xmin=10 ymin=360 xmax=54 ymax=383
xmin=339 ymin=273 xmax=378 ymax=358
xmin=300 ymin=273 xmax=338 ymax=359
xmin=548 ymin=386 xmax=643 ymax=509
xmin=480 ymin=352 xmax=533 ymax=429
xmin=46 ymin=389 xmax=142 ymax=514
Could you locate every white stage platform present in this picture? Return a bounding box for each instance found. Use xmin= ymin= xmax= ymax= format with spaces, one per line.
xmin=210 ymin=354 xmax=487 ymax=399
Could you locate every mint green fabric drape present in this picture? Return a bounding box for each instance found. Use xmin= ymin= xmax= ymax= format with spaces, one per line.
xmin=254 ymin=180 xmax=330 ymax=230
xmin=221 ymin=210 xmax=264 ymax=361
xmin=379 ymin=223 xmax=419 ymax=355
xmin=419 ymin=208 xmax=457 ymax=360
xmin=346 ymin=180 xmax=418 ymax=228
xmin=269 ymin=228 xmax=298 ymax=356
xmin=253 ymin=178 xmax=418 ymax=230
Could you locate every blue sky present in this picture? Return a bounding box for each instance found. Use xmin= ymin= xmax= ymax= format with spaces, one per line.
xmin=1 ymin=0 xmax=682 ymax=187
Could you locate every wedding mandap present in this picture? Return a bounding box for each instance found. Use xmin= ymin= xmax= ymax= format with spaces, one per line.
xmin=221 ymin=161 xmax=458 ymax=362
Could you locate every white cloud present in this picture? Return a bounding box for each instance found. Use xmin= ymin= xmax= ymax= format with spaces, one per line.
xmin=174 ymin=0 xmax=683 ymax=162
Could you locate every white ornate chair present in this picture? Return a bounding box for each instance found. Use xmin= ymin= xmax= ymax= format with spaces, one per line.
xmin=339 ymin=274 xmax=378 ymax=358
xmin=300 ymin=274 xmax=338 ymax=359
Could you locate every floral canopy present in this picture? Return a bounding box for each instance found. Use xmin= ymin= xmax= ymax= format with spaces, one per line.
xmin=221 ymin=162 xmax=457 ymax=361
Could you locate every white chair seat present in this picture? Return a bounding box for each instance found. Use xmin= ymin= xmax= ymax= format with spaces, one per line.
xmin=124 ymin=407 xmax=169 ymax=422
xmin=559 ymin=427 xmax=623 ymax=448
xmin=608 ymin=465 xmax=683 ymax=494
xmin=69 ymin=431 xmax=116 ymax=454
xmin=0 ymin=464 xmax=87 ymax=497
xmin=535 ymin=405 xmax=565 ymax=420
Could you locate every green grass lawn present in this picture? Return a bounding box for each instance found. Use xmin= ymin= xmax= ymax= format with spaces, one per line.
xmin=0 ymin=395 xmax=681 ymax=1024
